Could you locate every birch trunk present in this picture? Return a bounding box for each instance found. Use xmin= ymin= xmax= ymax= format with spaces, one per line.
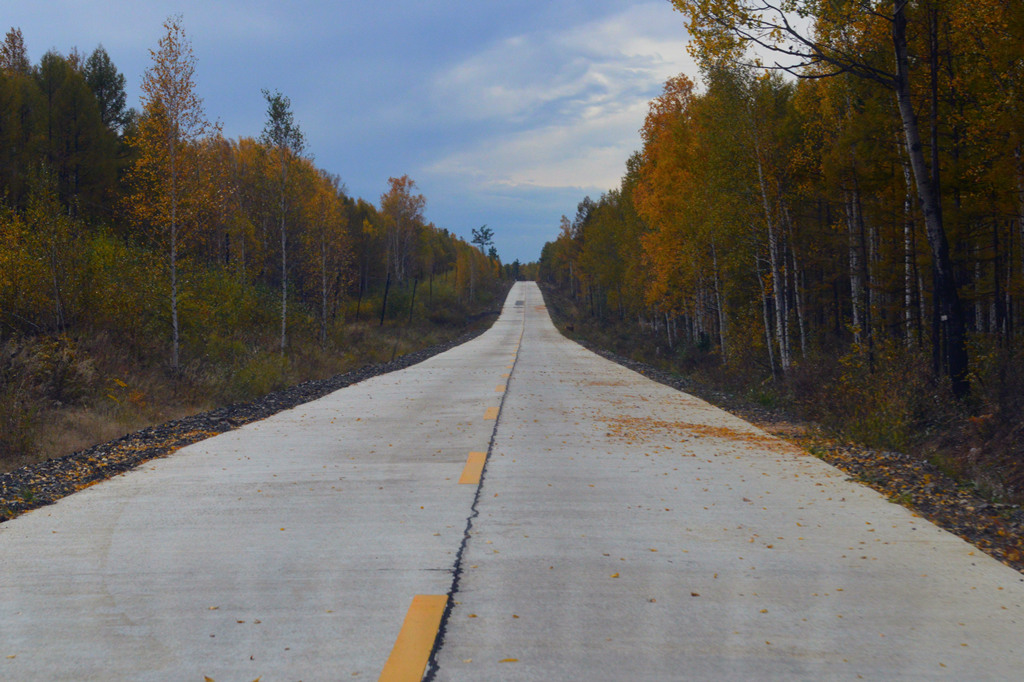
xmin=279 ymin=188 xmax=287 ymax=354
xmin=754 ymin=150 xmax=789 ymax=371
xmin=791 ymin=243 xmax=806 ymax=359
xmin=845 ymin=190 xmax=863 ymax=344
xmin=712 ymin=241 xmax=727 ymax=361
xmin=894 ymin=0 xmax=969 ymax=396
xmin=320 ymin=232 xmax=328 ymax=348
xmin=902 ymin=156 xmax=916 ymax=346
xmin=756 ymin=257 xmax=777 ymax=378
xmin=170 ymin=143 xmax=179 ymax=372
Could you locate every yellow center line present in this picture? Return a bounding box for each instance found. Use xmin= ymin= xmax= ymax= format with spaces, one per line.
xmin=484 ymin=406 xmax=499 ymax=420
xmin=379 ymin=594 xmax=448 ymax=681
xmin=495 ymin=384 xmax=505 ymax=393
xmin=501 ymin=373 xmax=510 ymax=378
xmin=458 ymin=452 xmax=487 ymax=484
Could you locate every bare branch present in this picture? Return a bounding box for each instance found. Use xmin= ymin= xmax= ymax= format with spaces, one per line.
xmin=699 ymin=2 xmax=895 ymax=86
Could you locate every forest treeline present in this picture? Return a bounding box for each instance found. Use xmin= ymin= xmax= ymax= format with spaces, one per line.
xmin=0 ymin=21 xmax=516 ymax=467
xmin=540 ymin=2 xmax=1024 ymax=500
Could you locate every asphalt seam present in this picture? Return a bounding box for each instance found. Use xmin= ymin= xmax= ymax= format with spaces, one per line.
xmin=424 ymin=304 xmax=527 ymax=680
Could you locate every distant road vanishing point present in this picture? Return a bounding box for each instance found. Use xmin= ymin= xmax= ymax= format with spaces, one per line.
xmin=2 ymin=281 xmax=1023 ymax=681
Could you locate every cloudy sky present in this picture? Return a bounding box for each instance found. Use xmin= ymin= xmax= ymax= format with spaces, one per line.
xmin=7 ymin=1 xmax=696 ymax=263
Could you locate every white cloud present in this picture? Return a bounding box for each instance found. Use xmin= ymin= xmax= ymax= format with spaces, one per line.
xmin=430 ymin=98 xmax=651 ymax=191
xmin=424 ymin=2 xmax=695 ymax=191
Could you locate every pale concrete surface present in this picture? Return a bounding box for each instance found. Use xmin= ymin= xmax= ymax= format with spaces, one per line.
xmin=4 ymin=281 xmax=1024 ymax=681
xmin=0 ymin=289 xmax=525 ymax=681
xmin=432 ymin=282 xmax=1024 ymax=680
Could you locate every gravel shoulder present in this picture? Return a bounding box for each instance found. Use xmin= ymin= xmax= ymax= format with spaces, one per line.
xmin=0 ymin=324 xmax=494 ymax=523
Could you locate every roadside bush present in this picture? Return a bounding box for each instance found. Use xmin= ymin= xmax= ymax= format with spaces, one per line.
xmin=958 ymin=342 xmax=1024 ymax=500
xmin=226 ymin=353 xmax=290 ymax=402
xmin=0 ymin=341 xmax=40 ymax=463
xmin=27 ymin=336 xmax=96 ymax=405
xmin=800 ymin=340 xmax=954 ymax=451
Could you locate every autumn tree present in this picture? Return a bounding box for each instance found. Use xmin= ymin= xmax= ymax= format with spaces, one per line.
xmin=670 ymin=0 xmax=969 ymax=394
xmin=83 ymin=45 xmax=128 ymax=133
xmin=471 ymin=225 xmax=494 ymax=253
xmin=300 ymin=167 xmax=351 ymax=346
xmin=35 ymin=50 xmax=117 ymax=215
xmin=260 ymin=88 xmax=305 ymax=354
xmin=25 ymin=168 xmax=82 ymax=331
xmin=346 ymin=197 xmax=385 ymax=318
xmin=230 ymin=136 xmax=274 ymax=281
xmin=468 ymin=224 xmax=497 ymax=297
xmin=380 ymin=175 xmax=425 ymax=284
xmin=0 ymin=28 xmax=30 ymax=75
xmin=125 ymin=15 xmax=214 ymax=371
xmin=0 ymin=30 xmax=41 ymax=207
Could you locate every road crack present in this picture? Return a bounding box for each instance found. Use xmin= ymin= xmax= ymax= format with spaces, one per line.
xmin=425 ymin=308 xmax=527 ymax=679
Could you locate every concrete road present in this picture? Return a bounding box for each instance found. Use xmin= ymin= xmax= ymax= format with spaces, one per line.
xmin=3 ymin=282 xmax=1024 ymax=681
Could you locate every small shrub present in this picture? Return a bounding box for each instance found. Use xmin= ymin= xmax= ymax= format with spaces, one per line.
xmin=746 ymin=381 xmax=779 ymax=408
xmin=0 ymin=387 xmax=38 ymax=464
xmin=811 ymin=340 xmax=954 ymax=452
xmin=28 ymin=335 xmax=96 ymax=405
xmin=0 ymin=339 xmax=42 ymax=465
xmin=227 ymin=353 xmax=289 ymax=402
xmin=958 ymin=342 xmax=1024 ymax=500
